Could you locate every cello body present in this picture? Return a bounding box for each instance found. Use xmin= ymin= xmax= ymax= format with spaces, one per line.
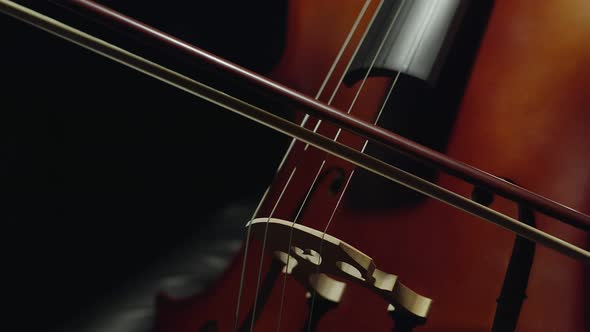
xmin=155 ymin=0 xmax=590 ymax=331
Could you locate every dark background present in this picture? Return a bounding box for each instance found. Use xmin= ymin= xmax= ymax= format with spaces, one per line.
xmin=2 ymin=1 xmax=288 ymax=330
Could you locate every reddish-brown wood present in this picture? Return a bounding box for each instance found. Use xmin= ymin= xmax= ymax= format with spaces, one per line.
xmin=149 ymin=0 xmax=590 ymax=331
xmin=150 ymin=0 xmax=590 ymax=330
xmin=3 ymin=0 xmax=589 ymax=330
xmin=56 ymin=0 xmax=590 ymax=230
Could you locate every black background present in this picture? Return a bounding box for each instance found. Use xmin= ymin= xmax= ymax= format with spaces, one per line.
xmin=2 ymin=1 xmax=288 ymax=330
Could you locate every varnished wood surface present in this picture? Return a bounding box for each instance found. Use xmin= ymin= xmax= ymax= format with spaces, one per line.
xmin=154 ymin=0 xmax=590 ymax=331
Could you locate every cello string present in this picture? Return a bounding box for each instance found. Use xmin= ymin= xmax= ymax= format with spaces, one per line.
xmin=244 ymin=1 xmax=377 ymax=331
xmin=307 ymin=2 xmax=441 ymax=329
xmin=275 ymin=0 xmax=408 ymax=327
xmin=317 ymin=0 xmax=439 ymax=267
xmin=285 ymin=0 xmax=393 ymax=237
xmin=293 ymin=0 xmax=406 ymax=246
xmin=305 ymin=0 xmax=390 ymax=144
xmin=305 ymin=76 xmax=399 ymax=332
xmin=6 ymin=3 xmax=589 ymax=331
xmin=273 ymin=0 xmax=408 ymax=329
xmin=291 ymin=0 xmax=407 ymax=254
xmin=3 ymin=0 xmax=587 ymax=273
xmin=320 ymin=0 xmax=439 ymax=239
xmin=322 ymin=0 xmax=439 ymax=236
xmin=313 ymin=0 xmax=374 ymax=101
xmin=322 ymin=72 xmax=401 ymax=237
xmin=302 ymin=1 xmax=412 ymax=328
xmin=274 ymin=0 xmax=388 ymax=328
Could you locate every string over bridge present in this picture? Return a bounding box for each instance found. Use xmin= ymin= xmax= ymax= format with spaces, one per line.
xmin=247 ymin=218 xmax=432 ymax=326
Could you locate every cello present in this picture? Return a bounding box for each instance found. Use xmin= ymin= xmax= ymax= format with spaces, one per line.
xmin=2 ymin=0 xmax=589 ymax=331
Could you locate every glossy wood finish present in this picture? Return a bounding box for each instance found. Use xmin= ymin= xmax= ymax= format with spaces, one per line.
xmin=52 ymin=0 xmax=590 ymax=230
xmin=155 ymin=0 xmax=590 ymax=331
